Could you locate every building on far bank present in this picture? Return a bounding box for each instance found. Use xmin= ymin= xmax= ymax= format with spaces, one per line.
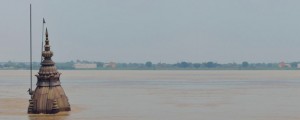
xmin=104 ymin=62 xmax=117 ymax=69
xmin=74 ymin=63 xmax=97 ymax=69
xmin=297 ymin=64 xmax=300 ymax=69
xmin=278 ymin=61 xmax=291 ymax=68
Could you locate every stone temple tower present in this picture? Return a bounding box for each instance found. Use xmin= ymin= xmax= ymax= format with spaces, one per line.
xmin=28 ymin=28 xmax=71 ymax=114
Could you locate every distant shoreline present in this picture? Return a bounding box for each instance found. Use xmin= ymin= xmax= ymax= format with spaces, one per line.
xmin=0 ymin=68 xmax=299 ymax=70
xmin=1 ymin=61 xmax=299 ymax=70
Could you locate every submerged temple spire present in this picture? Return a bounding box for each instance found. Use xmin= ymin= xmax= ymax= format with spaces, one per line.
xmin=41 ymin=28 xmax=55 ymax=66
xmin=28 ymin=28 xmax=71 ymax=114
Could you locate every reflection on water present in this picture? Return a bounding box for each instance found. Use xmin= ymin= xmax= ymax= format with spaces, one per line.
xmin=1 ymin=70 xmax=300 ymax=120
xmin=28 ymin=112 xmax=69 ymax=120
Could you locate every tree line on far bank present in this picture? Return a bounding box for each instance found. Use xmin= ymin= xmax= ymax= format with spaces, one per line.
xmin=0 ymin=60 xmax=297 ymax=70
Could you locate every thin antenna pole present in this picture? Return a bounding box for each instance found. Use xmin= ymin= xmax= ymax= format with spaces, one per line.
xmin=41 ymin=19 xmax=45 ymax=64
xmin=30 ymin=4 xmax=33 ymax=93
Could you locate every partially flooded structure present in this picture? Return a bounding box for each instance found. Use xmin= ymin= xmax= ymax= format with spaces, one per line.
xmin=28 ymin=28 xmax=71 ymax=114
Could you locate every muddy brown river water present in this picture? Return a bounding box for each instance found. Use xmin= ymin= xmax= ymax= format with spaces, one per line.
xmin=1 ymin=70 xmax=300 ymax=120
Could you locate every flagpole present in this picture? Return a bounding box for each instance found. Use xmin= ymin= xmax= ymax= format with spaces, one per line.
xmin=29 ymin=4 xmax=33 ymax=96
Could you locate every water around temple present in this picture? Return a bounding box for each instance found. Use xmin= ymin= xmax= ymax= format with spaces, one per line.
xmin=1 ymin=70 xmax=300 ymax=120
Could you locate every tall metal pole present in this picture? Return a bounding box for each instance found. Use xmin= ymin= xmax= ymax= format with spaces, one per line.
xmin=30 ymin=4 xmax=33 ymax=94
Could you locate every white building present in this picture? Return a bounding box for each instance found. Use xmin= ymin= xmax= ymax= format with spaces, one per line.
xmin=297 ymin=64 xmax=300 ymax=69
xmin=74 ymin=63 xmax=97 ymax=69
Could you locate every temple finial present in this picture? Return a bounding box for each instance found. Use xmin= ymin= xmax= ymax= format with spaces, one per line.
xmin=44 ymin=28 xmax=50 ymax=51
xmin=46 ymin=27 xmax=48 ymax=37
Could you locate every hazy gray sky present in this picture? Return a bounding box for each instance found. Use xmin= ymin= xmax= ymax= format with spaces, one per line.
xmin=1 ymin=0 xmax=300 ymax=63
